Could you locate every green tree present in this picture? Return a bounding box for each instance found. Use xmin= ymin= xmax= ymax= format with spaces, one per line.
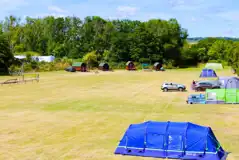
xmin=0 ymin=35 xmax=14 ymax=73
xmin=208 ymin=39 xmax=234 ymax=61
xmin=82 ymin=51 xmax=98 ymax=68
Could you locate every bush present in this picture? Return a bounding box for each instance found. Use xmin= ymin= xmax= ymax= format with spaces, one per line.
xmin=31 ymin=61 xmax=38 ymax=70
xmin=82 ymin=51 xmax=98 ymax=69
xmin=108 ymin=62 xmax=125 ymax=69
xmin=35 ymin=61 xmax=70 ymax=72
xmin=24 ymin=63 xmax=33 ymax=72
xmin=139 ymin=58 xmax=150 ymax=63
xmin=8 ymin=59 xmax=72 ymax=73
xmin=164 ymin=60 xmax=176 ymax=69
xmin=15 ymin=51 xmax=41 ymax=56
xmin=9 ymin=65 xmax=21 ymax=72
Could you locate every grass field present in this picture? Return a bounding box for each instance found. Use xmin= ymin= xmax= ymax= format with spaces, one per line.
xmin=0 ymin=69 xmax=239 ymax=160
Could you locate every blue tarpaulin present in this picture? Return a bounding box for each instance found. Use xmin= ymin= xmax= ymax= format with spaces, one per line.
xmin=200 ymin=69 xmax=217 ymax=78
xmin=114 ymin=121 xmax=226 ymax=160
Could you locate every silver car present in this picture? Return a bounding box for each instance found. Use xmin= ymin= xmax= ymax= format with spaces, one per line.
xmin=161 ymin=82 xmax=186 ymax=92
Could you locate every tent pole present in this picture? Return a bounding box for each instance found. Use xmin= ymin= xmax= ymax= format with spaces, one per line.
xmin=204 ymin=128 xmax=209 ymax=157
xmin=225 ymin=79 xmax=229 ymax=103
xmin=164 ymin=121 xmax=170 ymax=158
xmin=143 ymin=122 xmax=149 ymax=152
xmin=183 ymin=123 xmax=189 ymax=156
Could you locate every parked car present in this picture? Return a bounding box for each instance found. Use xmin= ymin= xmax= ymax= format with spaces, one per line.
xmin=186 ymin=94 xmax=206 ymax=104
xmin=161 ymin=82 xmax=186 ymax=92
xmin=194 ymin=81 xmax=220 ymax=91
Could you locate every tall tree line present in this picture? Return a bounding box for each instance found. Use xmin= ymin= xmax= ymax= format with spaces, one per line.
xmin=1 ymin=15 xmax=239 ymax=74
xmin=0 ymin=15 xmax=188 ymax=66
xmin=182 ymin=37 xmax=239 ymax=74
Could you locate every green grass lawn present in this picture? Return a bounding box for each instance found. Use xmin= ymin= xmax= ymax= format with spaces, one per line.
xmin=0 ymin=69 xmax=238 ymax=160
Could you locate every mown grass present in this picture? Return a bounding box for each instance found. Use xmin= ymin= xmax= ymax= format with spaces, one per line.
xmin=0 ymin=69 xmax=238 ymax=160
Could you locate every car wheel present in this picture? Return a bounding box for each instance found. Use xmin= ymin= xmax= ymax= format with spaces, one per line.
xmin=190 ymin=102 xmax=193 ymax=104
xmin=163 ymin=88 xmax=168 ymax=92
xmin=196 ymin=88 xmax=201 ymax=92
xmin=178 ymin=87 xmax=183 ymax=92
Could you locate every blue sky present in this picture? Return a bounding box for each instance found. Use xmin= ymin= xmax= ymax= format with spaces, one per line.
xmin=0 ymin=0 xmax=239 ymax=37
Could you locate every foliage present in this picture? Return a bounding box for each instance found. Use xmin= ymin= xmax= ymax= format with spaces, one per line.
xmin=0 ymin=15 xmax=188 ymax=70
xmin=9 ymin=58 xmax=71 ymax=72
xmin=15 ymin=51 xmax=41 ymax=56
xmin=0 ymin=34 xmax=14 ymax=74
xmin=1 ymin=15 xmax=239 ymax=73
xmin=182 ymin=38 xmax=239 ymax=73
xmin=82 ymin=51 xmax=98 ymax=68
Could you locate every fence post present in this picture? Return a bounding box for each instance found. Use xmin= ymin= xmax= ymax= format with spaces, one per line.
xmin=36 ymin=74 xmax=39 ymax=82
xmin=23 ymin=75 xmax=26 ymax=84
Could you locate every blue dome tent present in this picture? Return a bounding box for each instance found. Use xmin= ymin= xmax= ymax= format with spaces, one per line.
xmin=200 ymin=68 xmax=217 ymax=78
xmin=114 ymin=121 xmax=226 ymax=160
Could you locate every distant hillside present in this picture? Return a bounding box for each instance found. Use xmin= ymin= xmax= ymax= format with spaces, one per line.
xmin=187 ymin=37 xmax=239 ymax=43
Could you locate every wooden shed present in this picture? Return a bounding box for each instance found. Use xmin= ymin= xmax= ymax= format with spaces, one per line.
xmin=126 ymin=61 xmax=136 ymax=70
xmin=72 ymin=62 xmax=87 ymax=72
xmin=99 ymin=62 xmax=110 ymax=71
xmin=153 ymin=62 xmax=162 ymax=71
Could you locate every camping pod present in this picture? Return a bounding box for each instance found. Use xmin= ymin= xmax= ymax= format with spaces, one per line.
xmin=126 ymin=61 xmax=136 ymax=70
xmin=200 ymin=68 xmax=217 ymax=78
xmin=115 ymin=121 xmax=227 ymax=160
xmin=72 ymin=62 xmax=87 ymax=72
xmin=99 ymin=62 xmax=110 ymax=71
xmin=153 ymin=62 xmax=162 ymax=71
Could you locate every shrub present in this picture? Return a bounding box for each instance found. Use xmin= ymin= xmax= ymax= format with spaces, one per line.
xmin=164 ymin=60 xmax=175 ymax=69
xmin=108 ymin=62 xmax=125 ymax=69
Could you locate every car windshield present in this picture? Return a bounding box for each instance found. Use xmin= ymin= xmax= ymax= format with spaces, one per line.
xmin=198 ymin=81 xmax=209 ymax=85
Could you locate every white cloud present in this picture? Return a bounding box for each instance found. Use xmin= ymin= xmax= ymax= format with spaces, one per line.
xmin=145 ymin=13 xmax=173 ymax=20
xmin=0 ymin=0 xmax=28 ymax=11
xmin=34 ymin=13 xmax=67 ymax=18
xmin=169 ymin=0 xmax=214 ymax=11
xmin=116 ymin=6 xmax=139 ymax=18
xmin=224 ymin=29 xmax=233 ymax=35
xmin=169 ymin=0 xmax=185 ymax=7
xmin=221 ymin=28 xmax=239 ymax=37
xmin=32 ymin=5 xmax=69 ymax=19
xmin=216 ymin=11 xmax=239 ymax=21
xmin=48 ymin=5 xmax=68 ymax=13
xmin=191 ymin=17 xmax=196 ymax=21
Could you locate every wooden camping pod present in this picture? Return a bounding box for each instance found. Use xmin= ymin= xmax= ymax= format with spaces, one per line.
xmin=72 ymin=62 xmax=87 ymax=72
xmin=153 ymin=62 xmax=162 ymax=71
xmin=126 ymin=61 xmax=136 ymax=70
xmin=99 ymin=62 xmax=110 ymax=71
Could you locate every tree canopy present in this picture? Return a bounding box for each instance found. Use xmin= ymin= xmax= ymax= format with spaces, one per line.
xmin=1 ymin=15 xmax=239 ymax=74
xmin=0 ymin=15 xmax=188 ymax=66
xmin=0 ymin=34 xmax=14 ymax=74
